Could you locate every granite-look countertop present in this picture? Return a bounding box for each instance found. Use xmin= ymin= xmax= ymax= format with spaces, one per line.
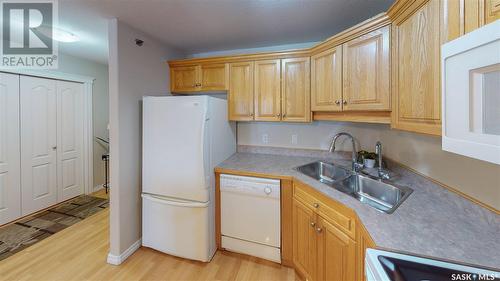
xmin=216 ymin=147 xmax=500 ymax=269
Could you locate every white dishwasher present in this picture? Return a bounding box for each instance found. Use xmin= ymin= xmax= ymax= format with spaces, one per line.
xmin=220 ymin=174 xmax=281 ymax=262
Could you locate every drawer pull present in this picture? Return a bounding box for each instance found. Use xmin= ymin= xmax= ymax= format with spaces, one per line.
xmin=313 ymin=203 xmax=319 ymax=208
xmin=310 ymin=222 xmax=316 ymax=227
xmin=316 ymin=227 xmax=323 ymax=233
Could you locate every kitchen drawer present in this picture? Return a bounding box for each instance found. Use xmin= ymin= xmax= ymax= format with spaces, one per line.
xmin=293 ymin=181 xmax=356 ymax=239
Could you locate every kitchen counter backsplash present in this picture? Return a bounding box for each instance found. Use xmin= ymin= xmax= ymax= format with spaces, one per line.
xmin=217 ymin=145 xmax=500 ymax=269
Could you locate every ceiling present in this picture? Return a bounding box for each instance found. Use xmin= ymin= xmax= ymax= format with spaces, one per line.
xmin=59 ymin=0 xmax=394 ymax=64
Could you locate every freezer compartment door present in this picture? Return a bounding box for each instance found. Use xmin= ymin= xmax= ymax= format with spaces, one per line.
xmin=141 ymin=194 xmax=215 ymax=262
xmin=142 ymin=96 xmax=209 ymax=202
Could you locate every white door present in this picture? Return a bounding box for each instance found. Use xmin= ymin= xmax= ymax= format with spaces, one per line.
xmin=20 ymin=76 xmax=57 ymax=215
xmin=56 ymin=81 xmax=84 ymax=201
xmin=0 ymin=73 xmax=21 ymax=224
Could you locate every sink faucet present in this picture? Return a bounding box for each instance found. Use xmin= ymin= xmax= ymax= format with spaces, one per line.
xmin=329 ymin=132 xmax=363 ymax=172
xmin=375 ymin=141 xmax=390 ymax=180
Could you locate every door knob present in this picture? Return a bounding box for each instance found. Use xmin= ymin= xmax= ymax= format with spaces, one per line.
xmin=264 ymin=187 xmax=272 ymax=195
xmin=276 ymin=113 xmax=281 ymax=118
xmin=343 ymin=100 xmax=347 ymax=105
xmin=52 ymin=146 xmax=57 ymax=150
xmin=335 ymin=100 xmax=340 ymax=105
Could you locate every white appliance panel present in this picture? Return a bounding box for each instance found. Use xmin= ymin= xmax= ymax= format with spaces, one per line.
xmin=442 ymin=20 xmax=500 ymax=164
xmin=141 ymin=194 xmax=214 ymax=262
xmin=142 ymin=96 xmax=209 ymax=202
xmin=220 ymin=174 xmax=281 ymax=262
xmin=141 ymin=95 xmax=235 ymax=262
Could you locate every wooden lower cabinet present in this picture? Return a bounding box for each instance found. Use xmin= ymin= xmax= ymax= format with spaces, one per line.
xmin=292 ymin=182 xmax=363 ymax=281
xmin=317 ymin=216 xmax=356 ymax=281
xmin=293 ymin=199 xmax=318 ymax=281
xmin=356 ymin=222 xmax=376 ymax=281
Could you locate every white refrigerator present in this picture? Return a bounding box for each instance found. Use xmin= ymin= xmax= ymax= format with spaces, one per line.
xmin=142 ymin=95 xmax=236 ymax=262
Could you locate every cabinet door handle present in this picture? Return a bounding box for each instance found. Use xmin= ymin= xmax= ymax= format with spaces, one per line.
xmin=250 ymin=113 xmax=254 ymax=117
xmin=313 ymin=203 xmax=319 ymax=208
xmin=52 ymin=146 xmax=57 ymax=150
xmin=276 ymin=113 xmax=281 ymax=118
xmin=343 ymin=100 xmax=347 ymax=105
xmin=316 ymin=227 xmax=323 ymax=233
xmin=335 ymin=100 xmax=340 ymax=105
xmin=310 ymin=222 xmax=316 ymax=227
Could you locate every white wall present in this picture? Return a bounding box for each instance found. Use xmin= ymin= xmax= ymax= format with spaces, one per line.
xmin=108 ymin=19 xmax=183 ymax=258
xmin=237 ymin=121 xmax=384 ymax=152
xmin=237 ymin=122 xmax=500 ymax=210
xmin=380 ymin=129 xmax=500 ymax=210
xmin=55 ymin=53 xmax=109 ymax=188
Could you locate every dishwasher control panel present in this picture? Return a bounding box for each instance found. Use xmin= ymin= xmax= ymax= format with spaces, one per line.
xmin=220 ymin=174 xmax=280 ymax=199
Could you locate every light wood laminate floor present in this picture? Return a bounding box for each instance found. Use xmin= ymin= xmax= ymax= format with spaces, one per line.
xmin=0 ymin=190 xmax=297 ymax=281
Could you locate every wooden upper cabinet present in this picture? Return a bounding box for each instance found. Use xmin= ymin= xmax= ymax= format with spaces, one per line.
xmin=391 ymin=0 xmax=442 ymax=135
xmin=200 ymin=63 xmax=229 ymax=91
xmin=311 ymin=46 xmax=343 ymax=112
xmin=170 ymin=63 xmax=228 ymax=93
xmin=228 ymin=62 xmax=254 ymax=121
xmin=485 ymin=0 xmax=500 ymax=23
xmin=281 ymin=57 xmax=311 ymax=122
xmin=342 ymin=26 xmax=390 ymax=111
xmin=170 ymin=66 xmax=199 ymax=92
xmin=292 ymin=198 xmax=317 ymax=281
xmin=316 ymin=216 xmax=356 ymax=281
xmin=442 ymin=0 xmax=500 ymax=43
xmin=254 ymin=60 xmax=281 ymax=121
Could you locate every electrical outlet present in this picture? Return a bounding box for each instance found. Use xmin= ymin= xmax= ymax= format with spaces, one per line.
xmin=291 ymin=134 xmax=298 ymax=145
xmin=262 ymin=134 xmax=269 ymax=144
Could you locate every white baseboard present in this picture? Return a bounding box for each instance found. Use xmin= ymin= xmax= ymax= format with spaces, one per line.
xmin=107 ymin=238 xmax=142 ymax=265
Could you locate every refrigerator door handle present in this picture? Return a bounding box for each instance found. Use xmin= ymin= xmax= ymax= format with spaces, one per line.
xmin=142 ymin=193 xmax=209 ymax=208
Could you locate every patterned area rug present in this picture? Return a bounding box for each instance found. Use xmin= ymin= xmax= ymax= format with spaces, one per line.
xmin=0 ymin=195 xmax=108 ymax=261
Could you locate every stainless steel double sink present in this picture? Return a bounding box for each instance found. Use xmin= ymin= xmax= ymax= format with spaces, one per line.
xmin=295 ymin=161 xmax=413 ymax=214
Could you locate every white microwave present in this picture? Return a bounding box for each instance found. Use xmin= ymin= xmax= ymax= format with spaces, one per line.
xmin=441 ymin=20 xmax=500 ymax=165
